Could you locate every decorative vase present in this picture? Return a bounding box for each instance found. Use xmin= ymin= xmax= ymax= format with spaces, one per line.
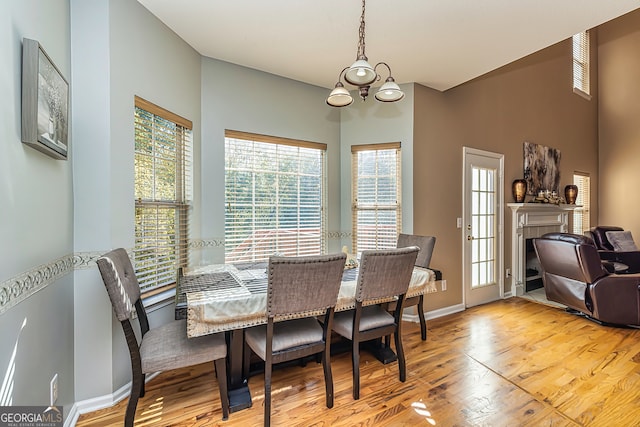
xmin=512 ymin=179 xmax=527 ymax=203
xmin=564 ymin=184 xmax=578 ymax=204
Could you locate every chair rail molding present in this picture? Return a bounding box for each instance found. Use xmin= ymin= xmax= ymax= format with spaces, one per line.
xmin=0 ymin=250 xmax=108 ymax=316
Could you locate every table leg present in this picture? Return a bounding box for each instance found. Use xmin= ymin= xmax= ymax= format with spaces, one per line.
xmin=366 ymin=338 xmax=398 ymax=364
xmin=227 ymin=329 xmax=252 ymax=412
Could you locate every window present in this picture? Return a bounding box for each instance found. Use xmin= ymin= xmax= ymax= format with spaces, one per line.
xmin=572 ymin=31 xmax=591 ymax=98
xmin=572 ymin=173 xmax=590 ymax=234
xmin=134 ymin=96 xmax=192 ymax=294
xmin=224 ymin=130 xmax=326 ymax=263
xmin=351 ymin=143 xmax=402 ymax=254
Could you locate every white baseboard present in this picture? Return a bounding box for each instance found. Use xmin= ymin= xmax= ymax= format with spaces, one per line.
xmin=425 ymin=303 xmax=465 ymax=320
xmin=402 ymin=303 xmax=466 ymax=324
xmin=65 ymin=372 xmax=159 ymax=426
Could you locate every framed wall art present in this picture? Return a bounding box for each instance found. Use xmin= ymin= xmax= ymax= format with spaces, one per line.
xmin=523 ymin=141 xmax=561 ymax=195
xmin=21 ymin=38 xmax=69 ymax=160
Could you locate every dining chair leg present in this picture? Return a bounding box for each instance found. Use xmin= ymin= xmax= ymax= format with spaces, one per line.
xmin=394 ymin=331 xmax=407 ymax=382
xmin=264 ymin=356 xmax=272 ymax=427
xmin=418 ymin=295 xmax=427 ymax=341
xmin=140 ymin=373 xmax=146 ymax=397
xmin=214 ymin=358 xmax=230 ymax=420
xmin=351 ymin=339 xmax=360 ymax=400
xmin=322 ymin=350 xmax=334 ymax=408
xmin=125 ymin=374 xmax=143 ymax=427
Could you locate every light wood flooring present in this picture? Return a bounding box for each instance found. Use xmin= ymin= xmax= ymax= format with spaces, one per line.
xmin=76 ymin=298 xmax=640 ymax=426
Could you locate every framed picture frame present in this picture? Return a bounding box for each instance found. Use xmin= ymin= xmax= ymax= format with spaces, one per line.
xmin=21 ymin=38 xmax=69 ymax=160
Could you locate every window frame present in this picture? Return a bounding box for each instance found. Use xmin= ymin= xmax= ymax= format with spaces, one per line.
xmin=572 ymin=31 xmax=592 ymax=100
xmin=133 ymin=96 xmax=192 ymax=296
xmin=224 ymin=130 xmax=327 ymax=263
xmin=571 ymin=172 xmax=590 ymax=235
xmin=351 ymin=142 xmax=402 ymax=255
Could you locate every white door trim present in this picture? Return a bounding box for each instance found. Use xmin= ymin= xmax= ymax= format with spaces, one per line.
xmin=462 ymin=147 xmax=505 ymax=308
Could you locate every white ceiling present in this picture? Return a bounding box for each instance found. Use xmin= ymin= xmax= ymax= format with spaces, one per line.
xmin=137 ymin=0 xmax=640 ymax=92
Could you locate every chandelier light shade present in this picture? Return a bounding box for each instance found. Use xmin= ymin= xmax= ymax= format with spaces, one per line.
xmin=326 ymin=0 xmax=404 ymax=107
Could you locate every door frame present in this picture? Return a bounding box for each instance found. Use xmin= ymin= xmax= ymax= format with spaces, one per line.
xmin=462 ymin=147 xmax=505 ymax=307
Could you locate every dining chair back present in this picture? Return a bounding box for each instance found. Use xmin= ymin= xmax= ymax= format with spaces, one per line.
xmin=394 ymin=233 xmax=436 ymax=340
xmin=243 ymin=253 xmax=346 ymax=427
xmin=332 ymin=246 xmax=419 ymax=399
xmin=96 ymin=248 xmax=229 ymax=427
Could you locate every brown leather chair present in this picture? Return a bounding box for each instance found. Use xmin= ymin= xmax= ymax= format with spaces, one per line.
xmin=533 ymin=233 xmax=640 ymax=326
xmin=586 ymin=226 xmax=640 ymax=273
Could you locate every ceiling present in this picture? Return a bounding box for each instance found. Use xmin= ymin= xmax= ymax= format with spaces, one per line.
xmin=136 ymin=0 xmax=640 ymax=92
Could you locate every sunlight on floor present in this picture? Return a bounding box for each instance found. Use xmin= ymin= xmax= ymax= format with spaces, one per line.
xmin=411 ymin=400 xmax=437 ymax=425
xmin=136 ymin=396 xmax=164 ymax=426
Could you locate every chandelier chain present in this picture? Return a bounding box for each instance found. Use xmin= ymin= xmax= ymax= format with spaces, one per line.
xmin=357 ymin=0 xmax=366 ymax=59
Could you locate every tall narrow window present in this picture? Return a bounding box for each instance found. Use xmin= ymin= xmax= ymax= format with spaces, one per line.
xmin=572 ymin=31 xmax=591 ymax=98
xmin=351 ymin=143 xmax=402 ymax=254
xmin=225 ymin=130 xmax=326 ymax=263
xmin=134 ymin=96 xmax=192 ymax=294
xmin=572 ymin=173 xmax=590 ymax=234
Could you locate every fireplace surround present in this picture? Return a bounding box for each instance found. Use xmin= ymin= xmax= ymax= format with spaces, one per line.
xmin=508 ymin=203 xmax=579 ymax=296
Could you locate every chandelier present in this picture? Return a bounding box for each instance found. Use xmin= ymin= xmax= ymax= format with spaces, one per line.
xmin=326 ymin=0 xmax=404 ymax=107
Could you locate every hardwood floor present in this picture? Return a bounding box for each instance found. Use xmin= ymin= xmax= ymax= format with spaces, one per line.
xmin=76 ymin=298 xmax=640 ymax=426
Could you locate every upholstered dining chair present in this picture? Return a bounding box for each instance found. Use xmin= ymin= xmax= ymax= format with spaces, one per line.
xmin=243 ymin=253 xmax=346 ymax=427
xmin=331 ymin=246 xmax=419 ymax=400
xmin=96 ymin=248 xmax=229 ymax=427
xmin=392 ymin=233 xmax=436 ymax=340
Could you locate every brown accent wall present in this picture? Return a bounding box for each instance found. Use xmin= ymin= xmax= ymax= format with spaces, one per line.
xmin=598 ymin=9 xmax=640 ymax=234
xmin=413 ymin=38 xmax=599 ymax=311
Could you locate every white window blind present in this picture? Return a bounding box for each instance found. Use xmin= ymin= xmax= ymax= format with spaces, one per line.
xmin=224 ymin=130 xmax=327 ymax=263
xmin=351 ymin=143 xmax=402 ymax=255
xmin=572 ymin=31 xmax=590 ymax=97
xmin=134 ymin=96 xmax=192 ymax=294
xmin=572 ymin=173 xmax=590 ymax=234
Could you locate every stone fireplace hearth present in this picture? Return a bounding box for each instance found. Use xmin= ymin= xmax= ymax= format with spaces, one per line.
xmin=508 ymin=203 xmax=579 ymax=296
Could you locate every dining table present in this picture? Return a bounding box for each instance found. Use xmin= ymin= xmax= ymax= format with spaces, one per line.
xmin=175 ymin=261 xmax=437 ymax=412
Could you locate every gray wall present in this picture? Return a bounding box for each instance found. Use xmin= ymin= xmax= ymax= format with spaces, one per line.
xmin=0 ymin=0 xmax=75 ymax=419
xmin=71 ymin=0 xmax=203 ymax=403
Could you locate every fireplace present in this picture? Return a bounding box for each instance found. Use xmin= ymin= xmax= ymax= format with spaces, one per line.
xmin=508 ymin=203 xmax=578 ymax=296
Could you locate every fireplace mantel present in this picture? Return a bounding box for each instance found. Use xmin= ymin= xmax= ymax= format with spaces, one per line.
xmin=508 ymin=203 xmax=580 ymax=296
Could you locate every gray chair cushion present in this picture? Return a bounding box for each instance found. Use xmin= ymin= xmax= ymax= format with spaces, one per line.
xmin=244 ymin=318 xmax=324 ymax=360
xmin=332 ymin=305 xmax=395 ymax=338
xmin=140 ymin=319 xmax=227 ymax=373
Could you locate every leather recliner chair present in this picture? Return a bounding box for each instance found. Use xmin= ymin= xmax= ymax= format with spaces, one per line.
xmin=533 ymin=232 xmax=640 ymax=326
xmin=586 ymin=226 xmax=640 ymax=273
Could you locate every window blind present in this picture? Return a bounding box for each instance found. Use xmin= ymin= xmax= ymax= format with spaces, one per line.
xmin=224 ymin=130 xmax=327 ymax=263
xmin=134 ymin=96 xmax=192 ymax=294
xmin=351 ymin=143 xmax=402 ymax=255
xmin=572 ymin=173 xmax=590 ymax=234
xmin=572 ymin=31 xmax=590 ymax=96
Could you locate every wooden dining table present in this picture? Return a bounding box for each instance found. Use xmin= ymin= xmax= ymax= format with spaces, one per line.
xmin=175 ymin=261 xmax=436 ymax=412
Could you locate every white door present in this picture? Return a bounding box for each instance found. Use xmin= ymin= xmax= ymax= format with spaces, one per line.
xmin=463 ymin=148 xmax=504 ymax=307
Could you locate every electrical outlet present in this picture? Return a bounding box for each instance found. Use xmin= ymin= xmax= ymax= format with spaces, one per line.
xmin=441 ymin=280 xmax=447 ymax=291
xmin=506 ymin=268 xmax=511 ymax=278
xmin=50 ymin=374 xmax=58 ymax=406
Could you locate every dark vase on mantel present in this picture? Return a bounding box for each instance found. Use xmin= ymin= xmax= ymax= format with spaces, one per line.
xmin=512 ymin=179 xmax=527 ymax=203
xmin=564 ymin=184 xmax=578 ymax=204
